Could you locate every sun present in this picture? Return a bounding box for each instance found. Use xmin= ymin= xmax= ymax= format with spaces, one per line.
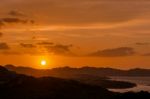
xmin=38 ymin=56 xmax=52 ymax=68
xmin=41 ymin=60 xmax=47 ymax=66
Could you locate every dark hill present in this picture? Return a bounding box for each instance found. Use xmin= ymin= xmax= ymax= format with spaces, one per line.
xmin=4 ymin=65 xmax=138 ymax=89
xmin=5 ymin=65 xmax=150 ymax=78
xmin=0 ymin=66 xmax=150 ymax=99
xmin=0 ymin=66 xmax=113 ymax=99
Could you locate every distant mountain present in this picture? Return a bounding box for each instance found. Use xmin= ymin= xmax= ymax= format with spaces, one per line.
xmin=3 ymin=65 xmax=138 ymax=89
xmin=0 ymin=66 xmax=150 ymax=99
xmin=5 ymin=65 xmax=150 ymax=78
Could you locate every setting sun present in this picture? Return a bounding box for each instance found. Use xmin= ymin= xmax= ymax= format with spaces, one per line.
xmin=41 ymin=60 xmax=47 ymax=66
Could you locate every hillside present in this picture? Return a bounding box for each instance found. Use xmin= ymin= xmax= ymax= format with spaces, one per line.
xmin=5 ymin=65 xmax=150 ymax=77
xmin=0 ymin=66 xmax=113 ymax=99
xmin=4 ymin=65 xmax=138 ymax=89
xmin=0 ymin=66 xmax=150 ymax=99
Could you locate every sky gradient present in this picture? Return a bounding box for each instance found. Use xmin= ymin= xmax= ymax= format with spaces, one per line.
xmin=0 ymin=0 xmax=150 ymax=69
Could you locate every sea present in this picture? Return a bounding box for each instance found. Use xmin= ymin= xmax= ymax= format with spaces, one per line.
xmin=109 ymin=76 xmax=150 ymax=93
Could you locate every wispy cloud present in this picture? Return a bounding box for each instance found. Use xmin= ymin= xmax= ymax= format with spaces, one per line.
xmin=8 ymin=10 xmax=26 ymax=17
xmin=88 ymin=47 xmax=136 ymax=57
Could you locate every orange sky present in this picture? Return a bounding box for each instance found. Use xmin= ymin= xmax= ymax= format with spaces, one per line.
xmin=0 ymin=0 xmax=150 ymax=69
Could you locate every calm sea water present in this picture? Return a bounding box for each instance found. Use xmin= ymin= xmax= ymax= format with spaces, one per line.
xmin=109 ymin=76 xmax=150 ymax=93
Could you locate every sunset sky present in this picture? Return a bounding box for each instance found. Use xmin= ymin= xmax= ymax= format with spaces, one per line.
xmin=0 ymin=0 xmax=150 ymax=69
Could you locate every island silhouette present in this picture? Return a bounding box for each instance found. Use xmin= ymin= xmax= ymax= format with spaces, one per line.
xmin=0 ymin=65 xmax=150 ymax=99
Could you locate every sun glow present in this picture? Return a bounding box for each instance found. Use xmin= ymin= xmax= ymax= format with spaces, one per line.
xmin=36 ymin=56 xmax=54 ymax=69
xmin=41 ymin=60 xmax=47 ymax=66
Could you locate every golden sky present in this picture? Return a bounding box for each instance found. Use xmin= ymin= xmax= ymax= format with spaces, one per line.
xmin=0 ymin=0 xmax=150 ymax=69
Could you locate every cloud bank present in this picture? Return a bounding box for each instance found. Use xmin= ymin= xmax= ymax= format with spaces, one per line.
xmin=89 ymin=47 xmax=135 ymax=57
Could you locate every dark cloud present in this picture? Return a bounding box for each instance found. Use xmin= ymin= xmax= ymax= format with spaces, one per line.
xmin=37 ymin=42 xmax=73 ymax=55
xmin=30 ymin=20 xmax=35 ymax=24
xmin=47 ymin=44 xmax=73 ymax=55
xmin=20 ymin=43 xmax=36 ymax=48
xmin=136 ymin=42 xmax=150 ymax=46
xmin=19 ymin=42 xmax=74 ymax=55
xmin=37 ymin=42 xmax=54 ymax=45
xmin=1 ymin=18 xmax=27 ymax=24
xmin=142 ymin=53 xmax=150 ymax=56
xmin=0 ymin=11 xmax=35 ymax=27
xmin=89 ymin=47 xmax=135 ymax=57
xmin=0 ymin=43 xmax=10 ymax=50
xmin=8 ymin=10 xmax=25 ymax=17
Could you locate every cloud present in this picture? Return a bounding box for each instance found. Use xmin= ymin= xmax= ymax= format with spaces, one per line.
xmin=136 ymin=42 xmax=150 ymax=46
xmin=89 ymin=47 xmax=135 ymax=57
xmin=0 ymin=17 xmax=35 ymax=27
xmin=8 ymin=10 xmax=25 ymax=17
xmin=0 ymin=10 xmax=35 ymax=27
xmin=1 ymin=0 xmax=148 ymax=25
xmin=36 ymin=42 xmax=73 ymax=55
xmin=0 ymin=17 xmax=35 ymax=28
xmin=37 ymin=42 xmax=54 ymax=45
xmin=0 ymin=43 xmax=10 ymax=50
xmin=18 ymin=42 xmax=74 ymax=56
xmin=46 ymin=44 xmax=73 ymax=55
xmin=20 ymin=43 xmax=36 ymax=48
xmin=142 ymin=53 xmax=150 ymax=56
xmin=0 ymin=18 xmax=27 ymax=24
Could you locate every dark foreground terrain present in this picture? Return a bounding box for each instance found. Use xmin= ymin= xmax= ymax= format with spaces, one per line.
xmin=0 ymin=66 xmax=150 ymax=99
xmin=5 ymin=65 xmax=139 ymax=89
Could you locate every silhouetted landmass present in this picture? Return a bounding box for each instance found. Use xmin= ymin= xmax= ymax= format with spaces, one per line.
xmin=0 ymin=66 xmax=112 ymax=99
xmin=4 ymin=65 xmax=138 ymax=89
xmin=5 ymin=65 xmax=150 ymax=77
xmin=0 ymin=66 xmax=150 ymax=99
xmin=69 ymin=74 xmax=136 ymax=89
